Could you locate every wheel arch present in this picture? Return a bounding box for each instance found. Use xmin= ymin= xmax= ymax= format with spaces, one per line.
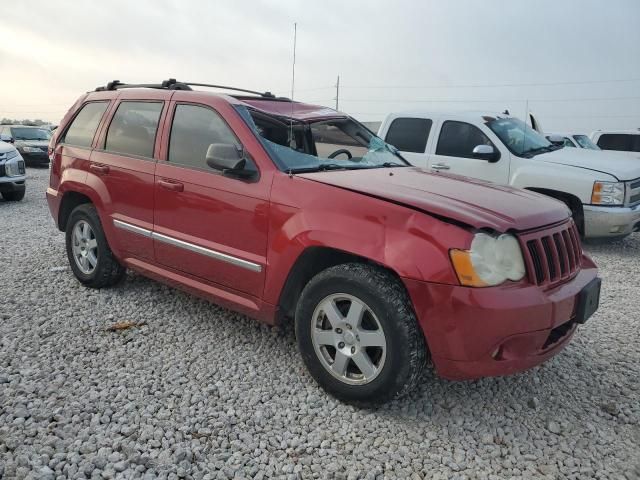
xmin=524 ymin=187 xmax=584 ymax=234
xmin=276 ymin=246 xmax=406 ymax=322
xmin=58 ymin=191 xmax=94 ymax=232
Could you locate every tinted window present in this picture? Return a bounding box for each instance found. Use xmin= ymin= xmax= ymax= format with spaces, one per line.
xmin=105 ymin=102 xmax=163 ymax=158
xmin=597 ymin=134 xmax=633 ymax=151
xmin=436 ymin=121 xmax=494 ymax=158
xmin=563 ymin=137 xmax=576 ymax=147
xmin=11 ymin=127 xmax=51 ymax=141
xmin=169 ymin=104 xmax=240 ymax=170
xmin=63 ymin=102 xmax=109 ymax=147
xmin=385 ymin=118 xmax=432 ymax=153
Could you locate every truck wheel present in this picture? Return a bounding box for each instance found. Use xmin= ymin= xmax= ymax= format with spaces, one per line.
xmin=65 ymin=204 xmax=125 ymax=288
xmin=295 ymin=263 xmax=427 ymax=404
xmin=1 ymin=189 xmax=25 ymax=201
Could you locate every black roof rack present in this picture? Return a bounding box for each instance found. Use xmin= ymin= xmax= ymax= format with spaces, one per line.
xmin=95 ymin=78 xmax=276 ymax=98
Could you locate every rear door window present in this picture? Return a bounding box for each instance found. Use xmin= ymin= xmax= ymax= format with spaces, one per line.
xmin=384 ymin=118 xmax=432 ymax=153
xmin=436 ymin=121 xmax=494 ymax=158
xmin=63 ymin=102 xmax=109 ymax=148
xmin=105 ymin=101 xmax=163 ymax=158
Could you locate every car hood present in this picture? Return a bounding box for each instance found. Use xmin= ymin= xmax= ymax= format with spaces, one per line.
xmin=537 ymin=148 xmax=640 ymax=181
xmin=0 ymin=141 xmax=17 ymax=154
xmin=298 ymin=167 xmax=570 ymax=232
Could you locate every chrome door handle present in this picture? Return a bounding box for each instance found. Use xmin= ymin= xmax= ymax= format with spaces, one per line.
xmin=431 ymin=163 xmax=450 ymax=171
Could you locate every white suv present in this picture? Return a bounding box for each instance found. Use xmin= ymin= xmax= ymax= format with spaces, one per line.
xmin=378 ymin=111 xmax=640 ymax=239
xmin=0 ymin=141 xmax=26 ymax=201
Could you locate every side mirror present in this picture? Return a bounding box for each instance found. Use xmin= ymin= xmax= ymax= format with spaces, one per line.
xmin=472 ymin=144 xmax=500 ymax=162
xmin=205 ymin=143 xmax=256 ymax=179
xmin=0 ymin=134 xmax=14 ymax=144
xmin=547 ymin=134 xmax=565 ymax=146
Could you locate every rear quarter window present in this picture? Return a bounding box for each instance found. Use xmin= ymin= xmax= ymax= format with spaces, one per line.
xmin=62 ymin=102 xmax=109 ymax=148
xmin=384 ymin=118 xmax=432 ymax=153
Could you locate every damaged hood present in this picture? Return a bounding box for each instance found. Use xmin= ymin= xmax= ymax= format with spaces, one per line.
xmin=298 ymin=167 xmax=570 ymax=232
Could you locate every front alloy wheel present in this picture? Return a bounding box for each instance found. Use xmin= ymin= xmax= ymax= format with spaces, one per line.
xmin=296 ymin=263 xmax=427 ymax=405
xmin=311 ymin=293 xmax=387 ymax=385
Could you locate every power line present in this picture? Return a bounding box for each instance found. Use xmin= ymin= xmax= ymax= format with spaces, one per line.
xmin=335 ymin=96 xmax=640 ymax=104
xmin=339 ymin=77 xmax=640 ymax=89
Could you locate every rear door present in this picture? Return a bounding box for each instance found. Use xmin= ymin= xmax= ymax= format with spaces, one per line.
xmin=153 ymin=100 xmax=270 ymax=298
xmin=382 ymin=116 xmax=433 ymax=167
xmin=90 ymin=92 xmax=168 ymax=261
xmin=428 ymin=120 xmax=509 ymax=184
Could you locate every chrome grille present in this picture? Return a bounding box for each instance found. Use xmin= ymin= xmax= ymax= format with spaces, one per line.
xmin=628 ymin=178 xmax=640 ymax=206
xmin=520 ymin=220 xmax=582 ymax=288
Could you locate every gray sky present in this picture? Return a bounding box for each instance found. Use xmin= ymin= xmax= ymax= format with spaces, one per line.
xmin=1 ymin=0 xmax=639 ymax=132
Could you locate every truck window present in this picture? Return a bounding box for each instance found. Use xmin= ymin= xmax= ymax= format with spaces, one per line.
xmin=385 ymin=118 xmax=432 ymax=153
xmin=62 ymin=102 xmax=109 ymax=148
xmin=597 ymin=134 xmax=634 ymax=151
xmin=105 ymin=101 xmax=163 ymax=158
xmin=436 ymin=121 xmax=494 ymax=159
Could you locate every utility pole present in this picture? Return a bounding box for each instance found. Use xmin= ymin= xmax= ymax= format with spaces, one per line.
xmin=334 ymin=75 xmax=340 ymax=111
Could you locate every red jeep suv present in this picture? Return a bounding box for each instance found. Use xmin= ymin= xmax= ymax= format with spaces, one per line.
xmin=47 ymin=79 xmax=600 ymax=404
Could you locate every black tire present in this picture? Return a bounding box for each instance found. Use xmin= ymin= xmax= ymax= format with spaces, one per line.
xmin=2 ymin=189 xmax=25 ymax=201
xmin=65 ymin=204 xmax=125 ymax=288
xmin=295 ymin=263 xmax=427 ymax=405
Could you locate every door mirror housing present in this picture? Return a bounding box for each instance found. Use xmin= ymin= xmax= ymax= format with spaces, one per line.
xmin=472 ymin=144 xmax=500 ymax=162
xmin=205 ymin=143 xmax=256 ymax=179
xmin=547 ymin=134 xmax=565 ymax=146
xmin=0 ymin=134 xmax=14 ymax=144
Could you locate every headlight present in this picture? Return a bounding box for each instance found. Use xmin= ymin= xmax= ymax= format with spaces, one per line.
xmin=5 ymin=160 xmax=24 ymax=177
xmin=21 ymin=146 xmax=42 ymax=153
xmin=450 ymin=232 xmax=526 ymax=287
xmin=591 ymin=181 xmax=624 ymax=205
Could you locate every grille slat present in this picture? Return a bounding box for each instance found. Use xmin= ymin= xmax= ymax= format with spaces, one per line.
xmin=520 ymin=220 xmax=583 ymax=288
xmin=562 ymin=230 xmax=576 ymax=271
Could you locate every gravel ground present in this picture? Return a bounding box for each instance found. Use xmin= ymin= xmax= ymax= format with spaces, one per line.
xmin=1 ymin=168 xmax=639 ymax=480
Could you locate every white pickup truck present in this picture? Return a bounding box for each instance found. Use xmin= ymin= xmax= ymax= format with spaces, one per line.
xmin=378 ymin=112 xmax=640 ymax=239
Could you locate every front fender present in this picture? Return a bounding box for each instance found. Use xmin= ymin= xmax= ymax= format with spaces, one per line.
xmin=510 ymin=163 xmax=606 ymax=204
xmin=262 ymin=190 xmax=467 ymax=306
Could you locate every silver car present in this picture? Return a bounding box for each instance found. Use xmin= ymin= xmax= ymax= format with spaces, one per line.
xmin=0 ymin=141 xmax=26 ymax=201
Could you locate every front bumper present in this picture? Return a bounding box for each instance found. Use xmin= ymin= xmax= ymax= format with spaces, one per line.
xmin=0 ymin=179 xmax=26 ymax=193
xmin=583 ymin=204 xmax=640 ymax=238
xmin=403 ymin=257 xmax=599 ymax=380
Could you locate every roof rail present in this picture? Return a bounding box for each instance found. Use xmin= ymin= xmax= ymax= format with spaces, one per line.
xmin=94 ymin=78 xmax=276 ymax=98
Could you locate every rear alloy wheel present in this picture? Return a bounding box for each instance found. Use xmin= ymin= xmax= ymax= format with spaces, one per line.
xmin=296 ymin=263 xmax=427 ymax=405
xmin=65 ymin=204 xmax=126 ymax=288
xmin=71 ymin=220 xmax=99 ymax=275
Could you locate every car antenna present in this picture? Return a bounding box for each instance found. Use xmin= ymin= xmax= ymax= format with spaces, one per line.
xmin=288 ymin=23 xmax=297 ymax=151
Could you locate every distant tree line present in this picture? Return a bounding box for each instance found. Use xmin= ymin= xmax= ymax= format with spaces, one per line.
xmin=0 ymin=118 xmax=53 ymax=127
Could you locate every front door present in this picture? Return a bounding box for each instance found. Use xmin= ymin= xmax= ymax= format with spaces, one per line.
xmin=428 ymin=120 xmax=509 ymax=184
xmin=153 ymin=102 xmax=269 ymax=298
